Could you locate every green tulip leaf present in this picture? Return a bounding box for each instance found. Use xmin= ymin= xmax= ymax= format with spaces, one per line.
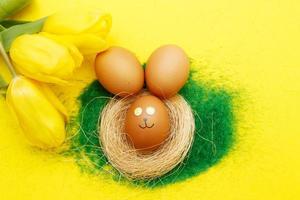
xmin=0 ymin=17 xmax=46 ymax=52
xmin=0 ymin=19 xmax=29 ymax=28
xmin=0 ymin=25 xmax=5 ymax=31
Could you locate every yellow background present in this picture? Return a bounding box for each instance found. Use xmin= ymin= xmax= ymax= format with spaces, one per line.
xmin=1 ymin=0 xmax=300 ymax=199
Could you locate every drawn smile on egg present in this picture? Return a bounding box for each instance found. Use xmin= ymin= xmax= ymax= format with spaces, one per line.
xmin=139 ymin=118 xmax=155 ymax=129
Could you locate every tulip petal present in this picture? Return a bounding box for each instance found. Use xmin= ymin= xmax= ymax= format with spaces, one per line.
xmin=84 ymin=13 xmax=112 ymax=37
xmin=10 ymin=34 xmax=80 ymax=84
xmin=6 ymin=76 xmax=66 ymax=149
xmin=43 ymin=8 xmax=112 ymax=37
xmin=41 ymin=32 xmax=83 ymax=67
xmin=63 ymin=34 xmax=108 ymax=55
xmin=37 ymin=82 xmax=68 ymax=121
xmin=14 ymin=62 xmax=69 ymax=85
xmin=41 ymin=32 xmax=108 ymax=55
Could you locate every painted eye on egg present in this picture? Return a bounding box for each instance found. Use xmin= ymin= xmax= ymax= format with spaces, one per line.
xmin=134 ymin=107 xmax=143 ymax=116
xmin=146 ymin=107 xmax=155 ymax=115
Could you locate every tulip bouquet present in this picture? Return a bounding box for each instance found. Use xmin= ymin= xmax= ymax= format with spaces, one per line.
xmin=0 ymin=0 xmax=112 ymax=149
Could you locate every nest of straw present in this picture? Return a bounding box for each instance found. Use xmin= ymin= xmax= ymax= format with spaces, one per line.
xmin=99 ymin=91 xmax=195 ymax=180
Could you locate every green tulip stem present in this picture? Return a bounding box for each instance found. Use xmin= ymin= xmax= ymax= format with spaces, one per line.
xmin=0 ymin=41 xmax=17 ymax=78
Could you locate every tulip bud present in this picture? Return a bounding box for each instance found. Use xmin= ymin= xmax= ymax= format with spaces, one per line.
xmin=6 ymin=76 xmax=67 ymax=149
xmin=0 ymin=0 xmax=31 ymax=20
xmin=10 ymin=34 xmax=83 ymax=85
xmin=42 ymin=7 xmax=112 ymax=55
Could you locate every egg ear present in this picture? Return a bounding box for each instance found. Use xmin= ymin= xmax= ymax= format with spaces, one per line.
xmin=145 ymin=45 xmax=190 ymax=98
xmin=94 ymin=47 xmax=144 ymax=97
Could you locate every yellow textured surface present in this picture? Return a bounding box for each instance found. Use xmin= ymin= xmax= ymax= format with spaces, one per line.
xmin=1 ymin=0 xmax=300 ymax=199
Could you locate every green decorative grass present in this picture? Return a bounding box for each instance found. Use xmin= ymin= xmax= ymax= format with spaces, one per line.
xmin=66 ymin=81 xmax=111 ymax=174
xmin=66 ymin=69 xmax=237 ymax=187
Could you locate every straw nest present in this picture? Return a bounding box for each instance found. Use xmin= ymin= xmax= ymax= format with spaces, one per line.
xmin=99 ymin=91 xmax=195 ymax=180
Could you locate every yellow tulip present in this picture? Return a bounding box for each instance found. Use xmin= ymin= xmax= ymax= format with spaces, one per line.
xmin=6 ymin=76 xmax=67 ymax=149
xmin=10 ymin=34 xmax=83 ymax=85
xmin=42 ymin=7 xmax=112 ymax=55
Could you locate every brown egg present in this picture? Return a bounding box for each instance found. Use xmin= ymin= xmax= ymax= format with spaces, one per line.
xmin=146 ymin=44 xmax=189 ymax=98
xmin=95 ymin=47 xmax=144 ymax=97
xmin=124 ymin=95 xmax=170 ymax=152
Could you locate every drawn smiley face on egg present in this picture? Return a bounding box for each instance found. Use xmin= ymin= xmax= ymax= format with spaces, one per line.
xmin=124 ymin=95 xmax=170 ymax=151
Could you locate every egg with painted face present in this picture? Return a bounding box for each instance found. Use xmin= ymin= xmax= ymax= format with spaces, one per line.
xmin=124 ymin=95 xmax=170 ymax=152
